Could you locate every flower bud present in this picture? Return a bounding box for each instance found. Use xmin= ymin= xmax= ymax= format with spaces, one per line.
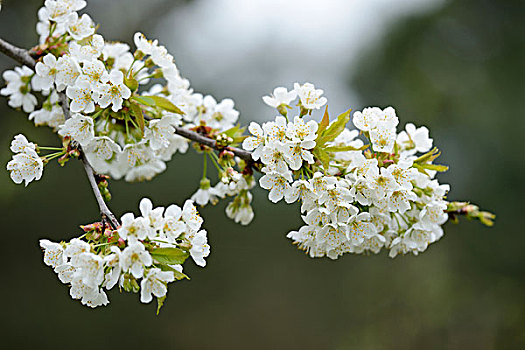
xmin=178 ymin=241 xmax=192 ymax=251
xmin=134 ymin=50 xmax=145 ymax=60
xmin=277 ymin=104 xmax=288 ymax=116
xmin=144 ymin=57 xmax=155 ymax=68
xmin=199 ymin=177 xmax=211 ymax=190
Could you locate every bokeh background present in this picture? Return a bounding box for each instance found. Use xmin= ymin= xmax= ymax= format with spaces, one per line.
xmin=1 ymin=0 xmax=524 ymax=348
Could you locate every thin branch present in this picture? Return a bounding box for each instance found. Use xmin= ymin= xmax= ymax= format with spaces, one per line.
xmin=0 ymin=37 xmax=121 ymax=229
xmin=81 ymin=155 xmax=120 ymax=228
xmin=173 ymin=126 xmax=254 ymax=162
xmin=0 ymin=38 xmax=36 ymax=68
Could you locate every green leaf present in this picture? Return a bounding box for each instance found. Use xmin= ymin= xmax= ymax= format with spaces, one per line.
xmin=158 ymin=264 xmax=190 ymax=280
xmin=414 ymin=147 xmax=441 ymax=164
xmin=132 ymin=95 xmax=156 ymax=107
xmin=313 ymin=147 xmax=330 ymax=172
xmin=316 ymin=108 xmax=351 ymax=146
xmin=223 ymin=124 xmax=246 ymax=138
xmin=316 ymin=106 xmax=330 ymax=138
xmin=223 ymin=124 xmax=247 ymax=144
xmin=129 ymin=103 xmax=145 ymax=135
xmin=145 ymin=95 xmax=185 ymax=115
xmin=413 ymin=163 xmax=449 ymax=174
xmin=324 ymin=144 xmax=369 ymax=152
xmin=150 ymin=247 xmax=190 ymax=265
xmin=156 ymin=296 xmax=166 ymax=315
xmin=421 ymin=163 xmax=449 ymax=172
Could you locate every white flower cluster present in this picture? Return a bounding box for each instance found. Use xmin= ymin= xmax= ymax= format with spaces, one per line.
xmin=2 ymin=0 xmax=240 ymax=184
xmin=246 ymin=83 xmax=451 ymax=259
xmin=39 ymin=198 xmax=209 ymax=309
xmin=7 ymin=134 xmax=44 ymax=186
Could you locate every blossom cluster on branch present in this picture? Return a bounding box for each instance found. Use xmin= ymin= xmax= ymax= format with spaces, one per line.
xmin=0 ymin=0 xmax=494 ymax=312
xmin=2 ymin=0 xmax=241 ymax=183
xmin=40 ymin=198 xmax=208 ymax=310
xmin=245 ymin=86 xmax=453 ymax=258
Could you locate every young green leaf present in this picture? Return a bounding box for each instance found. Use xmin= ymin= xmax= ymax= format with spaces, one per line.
xmin=414 ymin=147 xmax=441 ymax=164
xmin=129 ymin=103 xmax=145 ymax=135
xmin=132 ymin=95 xmax=156 ymax=107
xmin=313 ymin=147 xmax=330 ymax=172
xmin=316 ymin=106 xmax=330 ymax=138
xmin=144 ymin=95 xmax=185 ymax=115
xmin=316 ymin=108 xmax=351 ymax=146
xmin=420 ymin=163 xmax=449 ymax=172
xmin=156 ymin=296 xmax=166 ymax=315
xmin=150 ymin=247 xmax=190 ymax=265
xmin=324 ymin=144 xmax=369 ymax=152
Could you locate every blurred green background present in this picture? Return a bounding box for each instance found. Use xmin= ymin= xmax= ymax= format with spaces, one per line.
xmin=1 ymin=0 xmax=523 ymax=349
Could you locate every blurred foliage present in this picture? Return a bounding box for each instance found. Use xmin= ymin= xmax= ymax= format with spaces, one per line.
xmin=0 ymin=0 xmax=524 ymax=349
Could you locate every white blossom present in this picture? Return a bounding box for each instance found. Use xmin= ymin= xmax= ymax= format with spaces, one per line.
xmin=262 ymin=87 xmax=297 ymax=108
xmin=121 ymin=242 xmax=152 ymax=278
xmin=7 ymin=149 xmax=43 ymax=186
xmin=294 ymin=82 xmax=327 ymax=110
xmin=118 ymin=212 xmax=153 ymax=242
xmin=39 ymin=239 xmax=65 ymax=267
xmin=33 ymin=54 xmax=59 ymax=91
xmin=397 ymin=123 xmax=433 ymax=155
xmin=10 ymin=134 xmax=36 ymax=154
xmin=69 ymin=34 xmax=104 ymax=61
xmin=66 ymin=79 xmax=96 ymax=113
xmin=188 ymin=230 xmax=210 ymax=267
xmin=0 ymin=66 xmax=38 ymax=112
xmin=259 ymin=172 xmax=292 ymax=203
xmin=96 ymin=70 xmax=131 ymax=112
xmin=181 ymin=200 xmax=203 ymax=231
xmin=66 ymin=12 xmax=94 ymax=40
xmin=140 ymin=268 xmax=175 ymax=303
xmin=145 ymin=114 xmax=180 ymax=151
xmin=55 ymin=55 xmax=81 ymax=90
xmin=242 ymin=122 xmax=265 ymax=161
xmin=58 ymin=113 xmax=94 ymax=146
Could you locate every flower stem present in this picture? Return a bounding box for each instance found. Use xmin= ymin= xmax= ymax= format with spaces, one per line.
xmin=209 ymin=152 xmax=223 ymax=172
xmin=202 ymin=153 xmax=208 ymax=180
xmin=38 ymin=146 xmax=64 ymax=151
xmin=92 ymin=242 xmax=114 ymax=248
xmin=43 ymin=151 xmax=65 ymax=161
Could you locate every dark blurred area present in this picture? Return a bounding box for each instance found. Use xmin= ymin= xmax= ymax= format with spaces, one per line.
xmin=1 ymin=0 xmax=524 ymax=349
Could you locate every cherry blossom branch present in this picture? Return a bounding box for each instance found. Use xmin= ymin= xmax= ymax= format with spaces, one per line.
xmin=0 ymin=37 xmax=256 ymax=162
xmin=0 ymin=37 xmax=120 ymax=229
